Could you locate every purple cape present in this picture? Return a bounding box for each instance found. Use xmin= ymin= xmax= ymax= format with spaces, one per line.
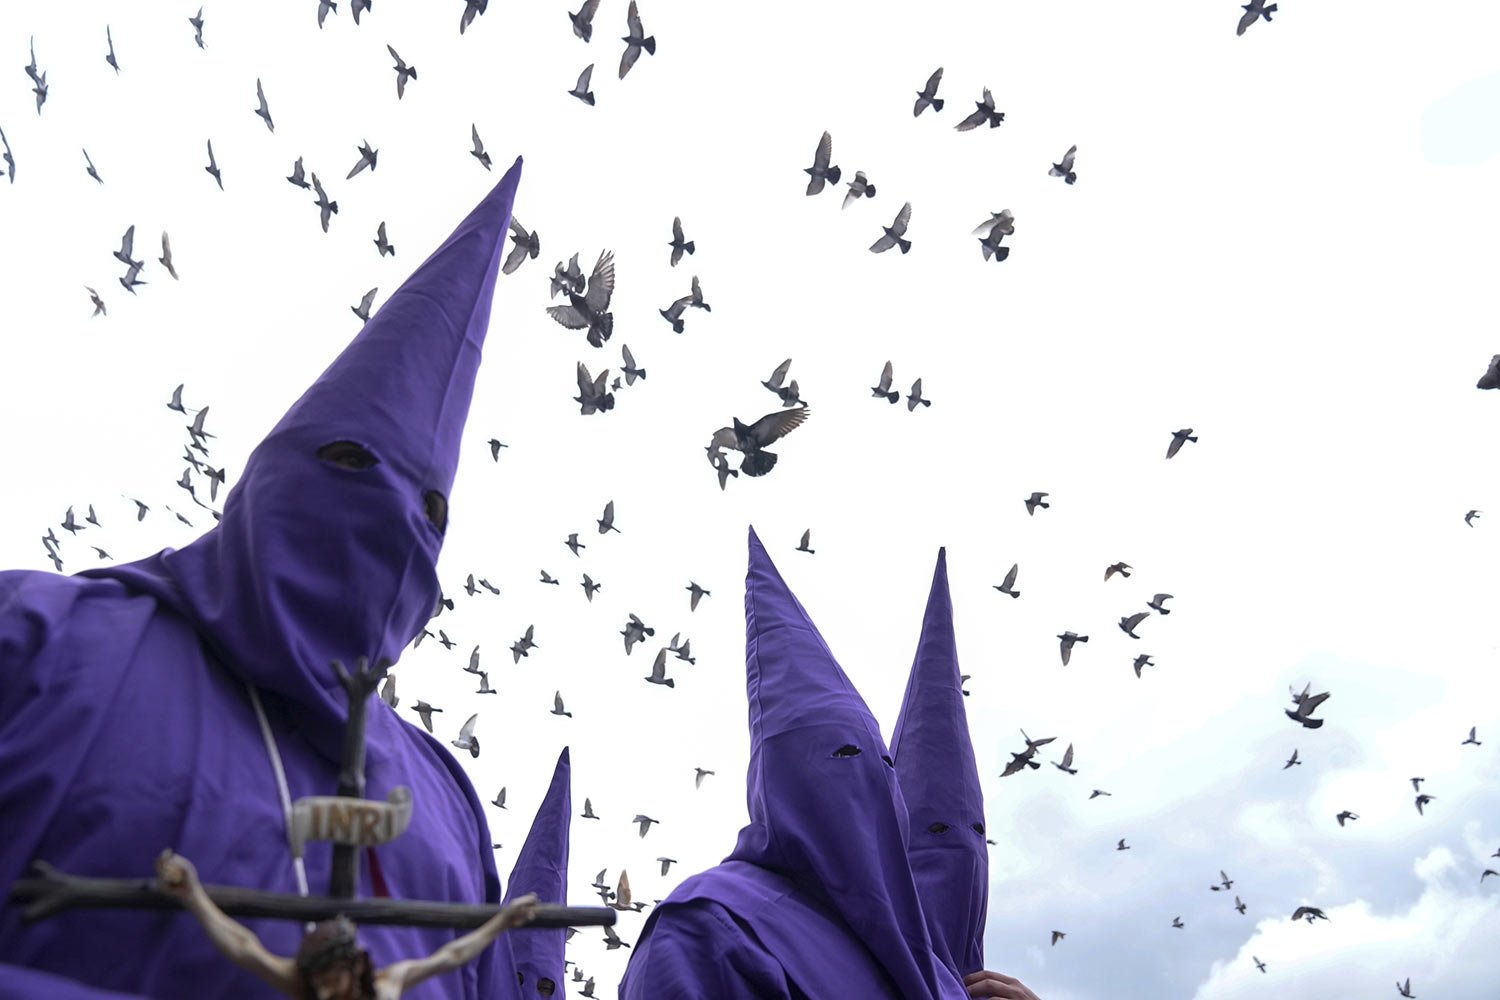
xmin=501 ymin=747 xmax=571 ymax=998
xmin=1 ymin=160 xmax=525 ymax=1000
xmin=891 ymin=548 xmax=988 ymax=978
xmin=619 ymin=527 xmax=966 ymax=1000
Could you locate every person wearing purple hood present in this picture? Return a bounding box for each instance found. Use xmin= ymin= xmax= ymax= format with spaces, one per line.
xmin=500 ymin=748 xmax=572 ymax=998
xmin=618 ymin=529 xmax=1041 ymax=1000
xmin=0 ymin=160 xmax=528 ymax=999
xmin=892 ymin=550 xmax=1039 ymax=1000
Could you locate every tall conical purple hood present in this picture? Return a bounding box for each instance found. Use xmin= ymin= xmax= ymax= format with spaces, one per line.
xmin=725 ymin=526 xmax=962 ymax=999
xmin=83 ymin=159 xmax=522 ymax=760
xmin=891 ymin=548 xmax=988 ymax=977
xmin=503 ymin=746 xmax=571 ymax=998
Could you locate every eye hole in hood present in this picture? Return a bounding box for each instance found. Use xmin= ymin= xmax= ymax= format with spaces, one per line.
xmin=316 ymin=440 xmax=379 ymax=470
xmin=424 ymin=490 xmax=448 ymax=534
xmin=927 ymin=822 xmax=950 ymax=834
xmin=972 ymin=822 xmax=986 ymax=836
xmin=830 ymin=744 xmax=862 ymax=759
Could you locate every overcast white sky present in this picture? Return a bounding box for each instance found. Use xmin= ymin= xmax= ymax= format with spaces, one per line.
xmin=3 ymin=1 xmax=1500 ymax=996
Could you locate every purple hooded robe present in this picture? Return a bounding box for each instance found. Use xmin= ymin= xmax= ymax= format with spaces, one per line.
xmin=891 ymin=549 xmax=989 ymax=979
xmin=500 ymin=748 xmax=570 ymax=998
xmin=0 ymin=160 xmax=525 ymax=999
xmin=617 ymin=527 xmax=968 ymax=1000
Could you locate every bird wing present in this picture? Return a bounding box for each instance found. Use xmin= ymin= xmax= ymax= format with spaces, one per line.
xmin=619 ymin=40 xmax=642 ymax=79
xmin=622 ymin=343 xmax=636 ymax=369
xmin=1061 ymin=744 xmax=1074 ymax=768
xmin=923 ymin=67 xmax=943 ymax=96
xmin=626 ymin=0 xmax=643 ymax=35
xmin=576 ymin=362 xmax=595 ymax=395
xmin=651 ymin=648 xmax=667 ymax=679
xmin=672 ymin=216 xmax=684 ymax=242
xmin=120 ymin=225 xmax=135 ymax=259
xmin=554 ymin=692 xmax=566 ymax=712
xmin=1301 ymin=691 xmax=1331 ymax=714
xmin=458 ymin=713 xmax=477 ymax=741
xmin=580 ymin=0 xmax=602 ymax=24
xmin=584 ymin=250 xmax=616 ymax=311
xmin=548 ymin=304 xmax=589 ymax=329
xmin=876 ymin=360 xmax=893 ymax=392
xmin=799 ymin=529 xmax=811 ymax=548
xmin=954 ymin=107 xmax=987 ymax=132
xmin=502 ymin=241 xmax=530 ymax=274
xmin=574 ymin=63 xmax=593 ymax=91
xmin=387 ymin=44 xmax=405 ymax=68
xmin=1002 ymin=563 xmax=1018 ymax=589
xmin=892 ymin=201 xmax=912 ymax=235
xmin=766 ymin=358 xmax=791 ymax=387
xmin=813 ymin=130 xmax=832 ymax=171
xmin=745 ymin=407 xmax=810 ymax=446
xmin=869 ymin=232 xmax=897 ymax=253
xmin=471 ymin=124 xmax=485 ymax=154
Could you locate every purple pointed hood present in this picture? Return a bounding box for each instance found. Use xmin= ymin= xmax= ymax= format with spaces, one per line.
xmin=81 ymin=159 xmax=522 ymax=760
xmin=724 ymin=527 xmax=959 ymax=998
xmin=891 ymin=548 xmax=988 ymax=977
xmin=503 ymin=747 xmax=571 ymax=998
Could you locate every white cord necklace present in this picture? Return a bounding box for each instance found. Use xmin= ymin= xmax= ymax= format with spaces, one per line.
xmin=246 ymin=682 xmax=312 ymax=902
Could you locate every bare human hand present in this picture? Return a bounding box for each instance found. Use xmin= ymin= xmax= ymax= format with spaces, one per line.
xmin=154 ymin=849 xmax=199 ymax=897
xmin=964 ymin=970 xmax=1042 ymax=1000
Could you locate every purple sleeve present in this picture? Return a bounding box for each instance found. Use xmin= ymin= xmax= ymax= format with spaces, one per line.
xmin=0 ymin=965 xmax=152 ymax=999
xmin=619 ymin=900 xmax=794 ymax=1000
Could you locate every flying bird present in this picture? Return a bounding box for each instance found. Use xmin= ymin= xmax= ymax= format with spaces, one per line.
xmin=502 ymin=218 xmax=540 ymax=275
xmin=1465 ymin=510 xmax=1481 ymax=526
xmin=204 ymin=140 xmax=223 ymax=189
xmin=1052 ymin=744 xmax=1077 ymax=775
xmin=1116 ymin=839 xmax=1130 ymax=851
xmin=906 ymin=378 xmax=930 ymax=410
xmin=374 ymin=221 xmax=395 ymax=257
xmin=105 ymin=25 xmax=120 ymax=73
xmin=1336 ymin=810 xmax=1358 ymax=826
xmin=804 ymin=131 xmax=841 ymax=195
xmin=574 ymin=361 xmax=615 ymax=415
xmin=411 ymin=700 xmax=443 ymax=733
xmin=189 ymin=6 xmax=206 ymax=47
xmin=1171 ymin=917 xmax=1184 ymax=929
xmin=451 ymin=713 xmax=480 ymax=758
xmin=1237 ymin=0 xmax=1278 ymax=35
xmin=597 ymin=500 xmax=621 ymax=534
xmin=85 ymin=287 xmax=106 ymax=317
xmin=546 ymin=250 xmax=615 ymax=348
xmin=1050 ymin=931 xmax=1065 ymax=946
xmin=1397 ymin=978 xmax=1414 ymax=999
xmin=1415 ymin=794 xmax=1435 ymax=816
xmin=694 ymin=768 xmax=714 ymax=788
xmin=83 ymin=149 xmax=103 ymax=184
xmin=581 ymin=574 xmax=601 ymax=601
xmin=619 ymin=344 xmax=646 ymax=385
xmin=380 ymin=674 xmax=397 ymax=709
xmin=1166 ymin=428 xmax=1198 ymax=458
xmin=570 ymin=0 xmax=601 ymax=40
xmin=351 ymin=287 xmax=377 ymax=322
xmin=669 ymin=216 xmax=694 ymax=265
xmin=287 ymin=156 xmax=311 ymax=189
xmin=346 ymin=140 xmax=378 ymax=179
xmin=1286 ymin=683 xmax=1330 ymax=729
xmin=707 ymin=408 xmax=811 ymax=477
xmin=1283 ymin=749 xmax=1301 ymax=769
xmin=159 ymin=232 xmax=179 ymax=279
xmin=1 ymin=127 xmax=14 ymax=184
xmin=569 ymin=64 xmax=596 ymax=105
xmin=387 ymin=45 xmax=416 ymax=98
xmin=352 ymin=0 xmax=371 ymax=24
xmin=566 ymin=533 xmax=586 ymax=556
xmin=1049 ymin=145 xmax=1078 ymax=184
xmin=645 ymin=649 xmax=675 ymax=688
xmin=1462 ymin=726 xmax=1481 ymax=745
xmin=1290 ymin=906 xmax=1328 ymax=923
xmin=551 ymin=691 xmax=572 ymax=717
xmin=470 ymin=125 xmax=492 ymax=170
xmin=761 ymin=359 xmax=803 ymax=408
xmin=993 ymin=563 xmax=1020 ymax=598
xmin=796 ymin=529 xmax=815 ymax=555
xmin=686 ymin=582 xmax=709 ymax=611
xmin=913 ymin=67 xmax=944 ymax=116
xmin=1132 ymin=654 xmax=1154 ymax=678
xmin=459 ymin=0 xmax=489 ymax=35
xmin=955 ymin=87 xmax=1003 ymax=131
xmin=254 ymin=78 xmax=274 ymax=132
xmin=1147 ymin=593 xmax=1173 ymax=614
xmin=843 ymin=170 xmax=876 ymax=209
xmin=1025 ymin=492 xmax=1050 ymax=515
xmin=1253 ymin=957 xmax=1266 ymax=973
xmin=491 ymin=788 xmax=506 ymax=809
xmin=870 ymin=202 xmax=913 ymax=254
xmin=317 ymin=0 xmax=337 ymax=28
xmin=619 ymin=1 xmax=656 ymax=79
xmin=871 ymin=361 xmax=900 ymax=403
xmin=1058 ymin=632 xmax=1088 ymax=666
xmin=1105 ymin=562 xmax=1132 ymax=581
xmin=1119 ymin=612 xmax=1148 ymax=639
xmin=1234 ymin=895 xmax=1247 ymax=914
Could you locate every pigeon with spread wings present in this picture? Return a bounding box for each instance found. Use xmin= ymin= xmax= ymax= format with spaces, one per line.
xmin=619 ymin=1 xmax=655 ymax=79
xmin=503 ymin=218 xmax=540 ymax=274
xmin=804 ymin=131 xmax=841 ymax=195
xmin=547 ymin=250 xmax=615 ymax=347
xmin=955 ymin=87 xmax=1003 ymax=131
xmin=913 ymin=67 xmax=943 ymax=116
xmin=708 ymin=408 xmax=811 ymax=477
xmin=870 ymin=202 xmax=913 ymax=254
